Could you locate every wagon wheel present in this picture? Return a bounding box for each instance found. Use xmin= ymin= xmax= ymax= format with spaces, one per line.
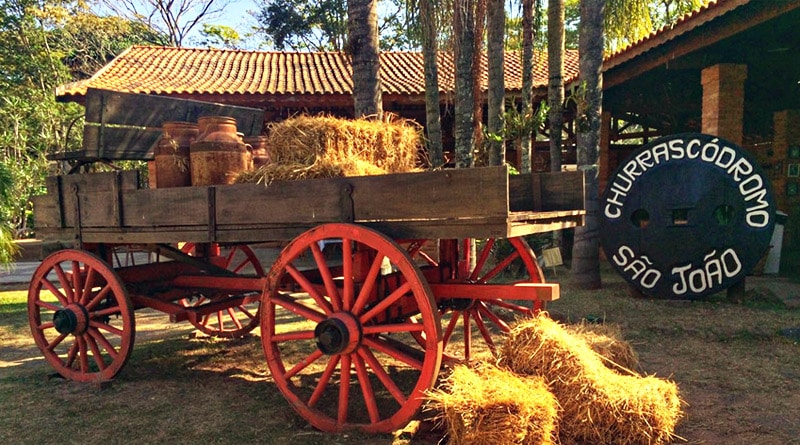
xmin=261 ymin=223 xmax=442 ymax=433
xmin=409 ymin=237 xmax=545 ymax=361
xmin=180 ymin=243 xmax=264 ymax=338
xmin=27 ymin=249 xmax=135 ymax=382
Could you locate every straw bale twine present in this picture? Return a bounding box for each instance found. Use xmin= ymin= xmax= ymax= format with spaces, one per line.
xmin=428 ymin=363 xmax=558 ymax=445
xmin=499 ymin=314 xmax=682 ymax=445
xmin=235 ymin=114 xmax=421 ymax=185
xmin=565 ymin=321 xmax=640 ymax=372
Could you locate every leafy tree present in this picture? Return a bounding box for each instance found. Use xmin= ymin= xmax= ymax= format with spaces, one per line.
xmin=197 ymin=24 xmax=242 ymax=49
xmin=254 ymin=0 xmax=347 ymax=51
xmin=253 ymin=0 xmax=417 ymax=52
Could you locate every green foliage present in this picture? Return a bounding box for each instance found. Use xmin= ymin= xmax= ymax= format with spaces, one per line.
xmin=253 ymin=0 xmax=428 ymax=51
xmin=253 ymin=0 xmax=348 ymax=51
xmin=198 ymin=24 xmax=242 ymax=49
xmin=0 ymin=0 xmax=163 ymax=256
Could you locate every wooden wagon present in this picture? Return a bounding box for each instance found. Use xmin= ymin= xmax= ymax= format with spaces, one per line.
xmin=29 ymin=90 xmax=585 ymax=434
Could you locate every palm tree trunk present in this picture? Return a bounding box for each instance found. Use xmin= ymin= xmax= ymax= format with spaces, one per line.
xmin=471 ymin=0 xmax=486 ymax=160
xmin=571 ymin=0 xmax=604 ymax=289
xmin=547 ymin=0 xmax=564 ymax=173
xmin=348 ymin=0 xmax=383 ymax=118
xmin=454 ymin=0 xmax=476 ymax=168
xmin=486 ymin=0 xmax=505 ymax=166
xmin=519 ymin=0 xmax=537 ymax=173
xmin=420 ymin=0 xmax=444 ymax=167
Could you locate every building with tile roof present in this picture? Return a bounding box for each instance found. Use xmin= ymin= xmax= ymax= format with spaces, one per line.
xmin=54 ymin=0 xmax=800 ymax=250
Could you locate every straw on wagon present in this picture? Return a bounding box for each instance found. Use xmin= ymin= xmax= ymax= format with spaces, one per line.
xmin=427 ymin=362 xmax=559 ymax=445
xmin=499 ymin=314 xmax=682 ymax=445
xmin=235 ymin=114 xmax=423 ymax=184
xmin=565 ymin=321 xmax=640 ymax=372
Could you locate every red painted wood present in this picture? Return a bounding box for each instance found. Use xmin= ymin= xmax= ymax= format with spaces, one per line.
xmin=261 ymin=223 xmax=441 ymax=433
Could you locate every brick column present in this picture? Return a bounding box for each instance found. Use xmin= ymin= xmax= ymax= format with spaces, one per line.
xmin=701 ymin=64 xmax=747 ymax=144
xmin=701 ymin=63 xmax=748 ymax=299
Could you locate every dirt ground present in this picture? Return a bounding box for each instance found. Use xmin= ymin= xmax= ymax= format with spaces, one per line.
xmin=2 ymin=263 xmax=800 ymax=445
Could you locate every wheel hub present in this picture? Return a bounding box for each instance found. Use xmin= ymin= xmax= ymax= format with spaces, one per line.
xmin=53 ymin=304 xmax=89 ymax=335
xmin=314 ymin=312 xmax=361 ymax=355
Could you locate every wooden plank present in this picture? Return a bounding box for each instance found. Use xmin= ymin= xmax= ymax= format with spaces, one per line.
xmin=122 ymin=187 xmax=209 ymax=227
xmin=58 ymin=172 xmax=140 ymax=228
xmin=215 ymin=180 xmax=353 ymax=226
xmin=350 ymin=166 xmax=509 ymax=222
xmin=84 ymin=88 xmax=265 ymax=136
xmin=32 ymin=195 xmax=61 ymax=230
xmin=509 ymin=171 xmax=585 ymax=212
xmin=82 ymin=125 xmax=161 ymax=160
xmin=540 ymin=171 xmax=584 ymax=210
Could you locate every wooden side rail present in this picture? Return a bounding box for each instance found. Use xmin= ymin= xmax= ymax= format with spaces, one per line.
xmin=49 ymin=88 xmax=265 ymax=165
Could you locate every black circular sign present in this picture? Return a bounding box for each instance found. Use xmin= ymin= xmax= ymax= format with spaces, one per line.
xmin=600 ymin=133 xmax=775 ymax=299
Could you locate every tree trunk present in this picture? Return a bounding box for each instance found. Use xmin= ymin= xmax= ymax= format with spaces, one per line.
xmin=486 ymin=0 xmax=505 ymax=166
xmin=547 ymin=0 xmax=564 ymax=173
xmin=454 ymin=0 xmax=476 ymax=168
xmin=571 ymin=0 xmax=604 ymax=289
xmin=348 ymin=0 xmax=383 ymax=118
xmin=420 ymin=0 xmax=444 ymax=167
xmin=471 ymin=0 xmax=486 ymax=161
xmin=519 ymin=0 xmax=536 ymax=173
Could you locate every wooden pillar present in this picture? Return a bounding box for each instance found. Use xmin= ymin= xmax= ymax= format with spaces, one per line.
xmin=701 ymin=63 xmax=747 ymax=144
xmin=701 ymin=63 xmax=748 ymax=299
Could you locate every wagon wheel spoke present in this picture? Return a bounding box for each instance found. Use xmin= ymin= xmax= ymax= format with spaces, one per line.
xmin=409 ymin=237 xmax=545 ymax=362
xmin=262 ymin=223 xmax=441 ymax=434
xmin=180 ymin=244 xmax=265 ymax=338
xmin=27 ymin=249 xmax=135 ymax=382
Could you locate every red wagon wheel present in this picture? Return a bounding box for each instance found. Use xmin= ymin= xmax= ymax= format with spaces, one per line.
xmin=409 ymin=236 xmax=545 ymax=361
xmin=27 ymin=249 xmax=135 ymax=382
xmin=261 ymin=223 xmax=442 ymax=433
xmin=180 ymin=243 xmax=265 ymax=338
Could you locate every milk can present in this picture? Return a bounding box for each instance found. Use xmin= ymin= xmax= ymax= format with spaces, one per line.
xmin=190 ymin=116 xmax=250 ymax=185
xmin=154 ymin=121 xmax=198 ymax=188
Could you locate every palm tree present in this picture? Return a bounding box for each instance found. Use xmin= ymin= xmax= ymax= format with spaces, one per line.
xmin=518 ymin=0 xmax=541 ymax=174
xmin=547 ymin=0 xmax=564 ymax=174
xmin=486 ymin=0 xmax=504 ymax=166
xmin=348 ymin=0 xmax=383 ymax=118
xmin=420 ymin=0 xmax=444 ymax=167
xmin=571 ymin=0 xmax=604 ymax=289
xmin=453 ymin=0 xmax=476 ymax=168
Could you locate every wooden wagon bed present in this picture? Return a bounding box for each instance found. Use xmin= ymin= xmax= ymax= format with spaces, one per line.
xmin=33 ymin=165 xmax=585 ymax=246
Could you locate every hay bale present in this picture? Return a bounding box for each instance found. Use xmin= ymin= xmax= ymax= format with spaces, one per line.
xmin=565 ymin=321 xmax=640 ymax=372
xmin=235 ymin=114 xmax=422 ymax=184
xmin=428 ymin=363 xmax=559 ymax=445
xmin=499 ymin=314 xmax=682 ymax=445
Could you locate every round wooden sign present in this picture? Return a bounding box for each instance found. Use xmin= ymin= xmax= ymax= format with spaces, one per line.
xmin=600 ymin=133 xmax=775 ymax=299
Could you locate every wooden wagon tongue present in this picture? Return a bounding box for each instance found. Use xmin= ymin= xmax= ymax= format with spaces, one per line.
xmin=600 ymin=132 xmax=776 ymax=299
